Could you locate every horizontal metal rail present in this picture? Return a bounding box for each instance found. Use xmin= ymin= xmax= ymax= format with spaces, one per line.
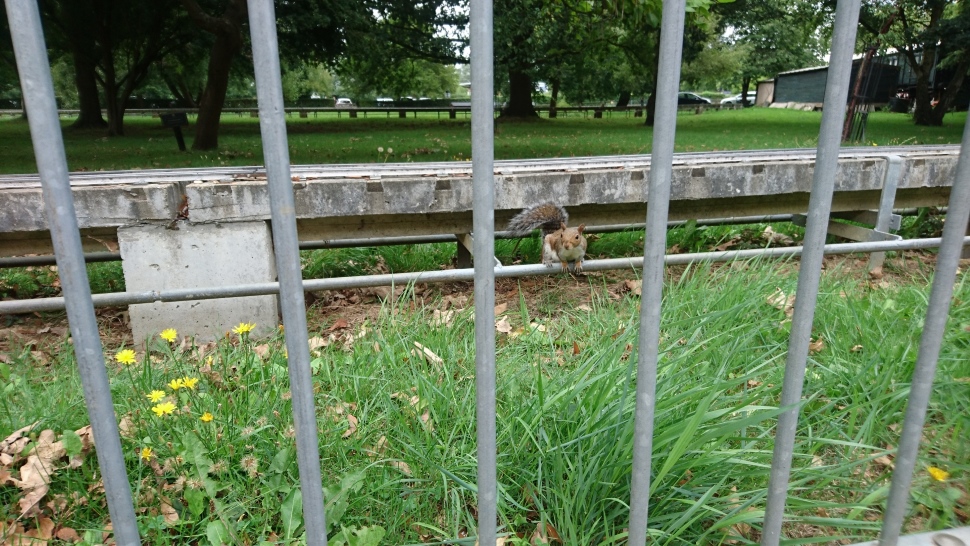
xmin=0 ymin=214 xmax=804 ymax=268
xmin=0 ymin=207 xmax=942 ymax=269
xmin=2 ymin=236 xmax=965 ymax=315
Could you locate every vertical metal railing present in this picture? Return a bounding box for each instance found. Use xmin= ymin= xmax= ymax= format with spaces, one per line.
xmin=470 ymin=0 xmax=498 ymax=542
xmin=3 ymin=1 xmax=142 ymax=544
xmin=760 ymin=0 xmax=861 ymax=544
xmin=877 ymin=101 xmax=970 ymax=546
xmin=627 ymin=0 xmax=686 ymax=543
xmin=246 ymin=2 xmax=328 ymax=544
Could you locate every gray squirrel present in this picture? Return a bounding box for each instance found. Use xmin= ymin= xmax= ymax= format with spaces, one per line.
xmin=507 ymin=203 xmax=587 ymax=273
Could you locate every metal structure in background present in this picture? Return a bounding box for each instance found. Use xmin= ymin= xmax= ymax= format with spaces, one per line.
xmin=763 ymin=0 xmax=862 ymax=544
xmin=246 ymin=1 xmax=329 ymax=544
xmin=3 ymin=1 xmax=142 ymax=544
xmin=878 ymin=97 xmax=970 ymax=546
xmin=4 ymin=0 xmax=969 ymax=544
xmin=470 ymin=0 xmax=498 ymax=542
xmin=628 ymin=0 xmax=686 ymax=542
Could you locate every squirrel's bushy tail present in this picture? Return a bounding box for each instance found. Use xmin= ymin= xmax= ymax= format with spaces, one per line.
xmin=506 ymin=202 xmax=569 ymax=236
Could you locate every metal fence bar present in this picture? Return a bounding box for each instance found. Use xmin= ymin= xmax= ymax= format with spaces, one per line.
xmin=878 ymin=105 xmax=970 ymax=546
xmin=628 ymin=0 xmax=686 ymax=543
xmin=246 ymin=2 xmax=328 ymax=544
xmin=3 ymin=1 xmax=142 ymax=544
xmin=760 ymin=0 xmax=862 ymax=544
xmin=3 ymin=236 xmax=968 ymax=315
xmin=470 ymin=0 xmax=498 ymax=542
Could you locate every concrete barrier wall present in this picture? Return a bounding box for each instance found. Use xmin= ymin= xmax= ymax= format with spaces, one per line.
xmin=0 ymin=148 xmax=959 ymax=256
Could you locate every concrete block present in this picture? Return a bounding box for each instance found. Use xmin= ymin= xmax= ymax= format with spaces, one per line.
xmin=118 ymin=221 xmax=279 ymax=343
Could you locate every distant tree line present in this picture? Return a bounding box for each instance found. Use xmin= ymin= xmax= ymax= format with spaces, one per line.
xmin=0 ymin=0 xmax=965 ymax=151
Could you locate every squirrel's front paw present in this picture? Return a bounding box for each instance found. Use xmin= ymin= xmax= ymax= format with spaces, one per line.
xmin=574 ymin=261 xmax=584 ymax=274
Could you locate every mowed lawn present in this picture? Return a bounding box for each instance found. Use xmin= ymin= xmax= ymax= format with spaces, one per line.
xmin=0 ymin=108 xmax=966 ymax=174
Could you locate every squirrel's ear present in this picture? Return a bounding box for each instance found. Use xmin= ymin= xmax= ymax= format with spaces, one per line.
xmin=560 ymin=222 xmax=568 ymax=230
xmin=577 ymin=224 xmax=586 ymax=233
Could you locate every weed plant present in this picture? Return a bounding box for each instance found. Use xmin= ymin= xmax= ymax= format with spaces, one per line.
xmin=2 ymin=261 xmax=967 ymax=544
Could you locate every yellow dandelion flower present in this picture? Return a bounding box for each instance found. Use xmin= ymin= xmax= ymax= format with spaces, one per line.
xmin=151 ymin=401 xmax=177 ymax=417
xmin=182 ymin=377 xmax=199 ymax=390
xmin=140 ymin=446 xmax=153 ymax=461
xmin=168 ymin=378 xmax=185 ymax=390
xmin=159 ymin=328 xmax=178 ymax=343
xmin=115 ymin=349 xmax=137 ymax=366
xmin=927 ymin=466 xmax=950 ymax=482
xmin=200 ymin=412 xmax=214 ymax=423
xmin=146 ymin=390 xmax=166 ymax=403
xmin=232 ymin=322 xmax=256 ymax=335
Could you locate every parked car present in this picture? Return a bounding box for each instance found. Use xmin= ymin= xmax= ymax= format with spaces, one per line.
xmin=721 ymin=92 xmax=757 ymax=106
xmin=335 ymin=98 xmax=355 ymax=108
xmin=677 ymin=92 xmax=712 ymax=105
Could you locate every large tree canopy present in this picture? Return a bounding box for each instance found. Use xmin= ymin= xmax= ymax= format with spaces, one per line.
xmin=861 ymin=0 xmax=970 ymax=126
xmin=715 ymin=0 xmax=832 ymax=105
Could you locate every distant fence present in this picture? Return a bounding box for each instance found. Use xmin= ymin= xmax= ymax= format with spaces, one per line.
xmin=0 ymin=103 xmax=744 ymax=120
xmin=4 ymin=0 xmax=970 ymax=544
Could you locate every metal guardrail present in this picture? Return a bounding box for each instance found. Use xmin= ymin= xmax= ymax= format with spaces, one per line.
xmin=4 ymin=0 xmax=969 ymax=545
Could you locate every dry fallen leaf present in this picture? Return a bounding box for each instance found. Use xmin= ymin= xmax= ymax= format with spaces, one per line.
xmin=494 ymin=302 xmax=508 ymax=315
xmin=572 ymin=341 xmax=581 ymax=356
xmin=390 ymin=460 xmax=412 ymax=476
xmin=808 ymin=336 xmax=825 ymax=354
xmin=623 ymin=279 xmax=642 ymax=296
xmin=328 ymin=318 xmax=350 ymax=331
xmin=342 ymin=414 xmax=359 ymax=439
xmin=160 ymin=496 xmax=179 ymax=524
xmin=850 ymin=344 xmax=863 ymax=353
xmin=495 ymin=316 xmax=512 ymax=334
xmin=767 ymin=288 xmax=795 ymax=317
xmin=530 ymin=522 xmax=562 ymax=545
xmin=56 ymin=526 xmax=82 ymax=542
xmin=1 ymin=421 xmax=39 ymax=456
xmin=431 ymin=309 xmax=458 ymax=327
xmin=308 ymin=336 xmax=329 ymax=352
xmin=874 ymin=455 xmax=895 ymax=469
xmin=413 ymin=342 xmax=444 ymax=367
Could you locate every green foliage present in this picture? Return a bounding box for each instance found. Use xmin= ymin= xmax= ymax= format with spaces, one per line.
xmin=715 ymin=0 xmax=831 ymax=84
xmin=899 ymin=207 xmax=946 ymax=239
xmin=5 ymin=261 xmax=968 ymax=543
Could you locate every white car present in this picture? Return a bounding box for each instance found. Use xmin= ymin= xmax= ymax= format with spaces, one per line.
xmin=335 ymin=98 xmax=355 ymax=108
xmin=721 ymin=92 xmax=757 ymax=106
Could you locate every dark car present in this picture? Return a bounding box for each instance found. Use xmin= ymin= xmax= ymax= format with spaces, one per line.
xmin=677 ymin=92 xmax=712 ymax=105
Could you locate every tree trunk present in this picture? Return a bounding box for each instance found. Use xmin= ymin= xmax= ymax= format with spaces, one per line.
xmin=740 ymin=76 xmax=751 ymax=107
xmin=644 ymin=30 xmax=661 ymax=127
xmin=911 ymin=46 xmax=938 ymax=126
xmin=645 ymin=89 xmax=657 ymax=126
xmin=100 ymin=58 xmax=125 ymax=136
xmin=192 ymin=35 xmax=240 ymax=150
xmin=71 ymin=52 xmax=106 ymax=129
xmin=616 ymin=90 xmax=631 ymax=109
xmin=549 ymin=78 xmax=559 ymax=118
xmin=183 ymin=0 xmax=247 ymax=151
xmin=501 ymin=68 xmax=538 ymax=118
xmin=925 ymin=57 xmax=969 ymax=126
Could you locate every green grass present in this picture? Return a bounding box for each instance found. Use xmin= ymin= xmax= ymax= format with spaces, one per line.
xmin=0 ymin=108 xmax=965 ymax=174
xmin=2 ymin=261 xmax=968 ymax=544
